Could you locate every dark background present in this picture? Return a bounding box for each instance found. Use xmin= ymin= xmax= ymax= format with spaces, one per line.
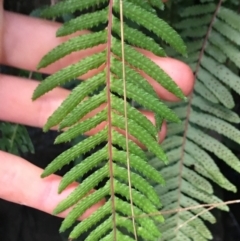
xmin=1 ymin=0 xmax=240 ymax=241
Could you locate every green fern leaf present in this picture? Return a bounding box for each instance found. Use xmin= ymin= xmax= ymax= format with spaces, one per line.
xmin=112 ymin=39 xmax=186 ymax=100
xmin=112 ymin=148 xmax=165 ymax=185
xmin=113 ymin=164 xmax=161 ymax=206
xmin=58 ymin=165 xmax=109 ymax=213
xmin=55 ymin=108 xmax=107 ymax=143
xmin=0 ymin=122 xmax=34 ymax=155
xmin=43 ymin=72 xmax=106 ymax=131
xmin=110 ymin=77 xmax=180 ymax=123
xmin=179 ymin=3 xmax=216 ymax=17
xmin=59 ymin=182 xmax=110 ymax=231
xmin=115 ymin=215 xmax=157 ymax=241
xmin=210 ymin=31 xmax=240 ymax=68
xmin=213 ymin=18 xmax=240 ymax=46
xmin=69 ymin=200 xmax=112 ymax=239
xmin=111 ymin=57 xmax=165 ymax=133
xmin=33 ymin=52 xmax=106 ymax=99
xmin=218 ymin=6 xmax=240 ymax=32
xmin=194 ymin=81 xmax=219 ymax=103
xmin=201 ymin=55 xmax=240 ymax=95
xmin=111 ymin=94 xmax=157 ymax=138
xmin=190 ymin=111 xmax=240 ymax=144
xmin=114 ymin=0 xmax=186 ymax=55
xmin=112 ymin=17 xmax=166 ymax=57
xmin=114 ymin=179 xmax=164 ymax=223
xmin=56 ymin=8 xmax=108 ymax=37
xmin=115 ymin=197 xmax=161 ymax=237
xmin=41 ymin=132 xmax=108 ymax=177
xmin=148 ymin=0 xmax=164 ymax=9
xmin=58 ymin=144 xmax=108 ymax=193
xmin=112 ymin=114 xmax=167 ymax=162
xmin=188 ymin=126 xmax=240 ymax=173
xmin=41 ymin=0 xmax=108 ymax=18
xmin=59 ymin=91 xmax=107 ymax=129
xmin=124 ymin=1 xmax=155 ymax=13
xmin=175 ymin=15 xmax=212 ymax=29
xmin=38 ymin=31 xmax=107 ymax=69
xmin=111 ymin=58 xmax=159 ymax=99
xmin=179 ymin=195 xmax=216 ymax=223
xmin=82 ymin=216 xmax=111 ymax=240
xmin=197 ymin=68 xmax=234 ymax=108
xmin=111 ymin=130 xmax=147 ymax=161
xmin=192 ymin=96 xmax=240 ymax=123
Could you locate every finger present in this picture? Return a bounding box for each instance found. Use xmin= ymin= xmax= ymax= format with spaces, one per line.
xmin=0 ymin=74 xmax=67 ymax=128
xmin=136 ymin=48 xmax=194 ymax=101
xmin=1 ymin=11 xmax=105 ymax=80
xmin=150 ymin=56 xmax=194 ymax=101
xmin=0 ymin=150 xmax=104 ymax=220
xmin=0 ymin=0 xmax=3 ymax=61
xmin=1 ymin=11 xmax=194 ymax=101
xmin=0 ymin=75 xmax=167 ymax=144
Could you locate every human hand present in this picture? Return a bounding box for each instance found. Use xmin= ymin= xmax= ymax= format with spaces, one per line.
xmin=0 ymin=6 xmax=194 ymax=220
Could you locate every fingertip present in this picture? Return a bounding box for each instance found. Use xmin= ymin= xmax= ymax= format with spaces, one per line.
xmin=148 ymin=56 xmax=195 ymax=101
xmin=137 ymin=48 xmax=194 ymax=102
xmin=159 ymin=57 xmax=195 ymax=100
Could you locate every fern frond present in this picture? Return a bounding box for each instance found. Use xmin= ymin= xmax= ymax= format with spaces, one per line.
xmin=33 ymin=0 xmax=187 ymax=240
xmin=153 ymin=1 xmax=240 ymax=240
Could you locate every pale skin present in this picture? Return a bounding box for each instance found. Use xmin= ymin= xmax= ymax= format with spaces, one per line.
xmin=0 ymin=1 xmax=194 ymax=221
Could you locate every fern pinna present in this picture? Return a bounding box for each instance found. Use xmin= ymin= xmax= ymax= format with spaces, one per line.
xmin=0 ymin=122 xmax=34 ymax=155
xmin=32 ymin=0 xmax=187 ymax=240
xmin=150 ymin=0 xmax=240 ymax=240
